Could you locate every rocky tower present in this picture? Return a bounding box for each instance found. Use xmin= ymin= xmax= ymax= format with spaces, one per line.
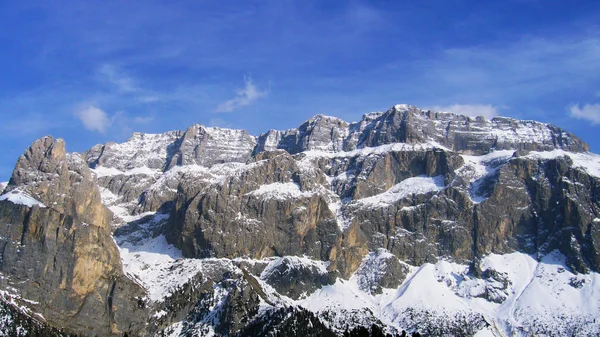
xmin=0 ymin=137 xmax=147 ymax=336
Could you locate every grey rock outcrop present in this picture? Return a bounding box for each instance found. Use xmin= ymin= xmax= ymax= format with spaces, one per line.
xmin=258 ymin=256 xmax=337 ymax=300
xmin=354 ymin=249 xmax=409 ymax=295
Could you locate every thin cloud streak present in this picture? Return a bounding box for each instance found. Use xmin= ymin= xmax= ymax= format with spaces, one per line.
xmin=214 ymin=77 xmax=268 ymax=113
xmin=98 ymin=64 xmax=137 ymax=93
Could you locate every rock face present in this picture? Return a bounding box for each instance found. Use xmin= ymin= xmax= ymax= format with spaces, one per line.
xmin=166 ymin=150 xmax=341 ymax=262
xmin=0 ymin=137 xmax=147 ymax=336
xmin=1 ymin=104 xmax=600 ymax=336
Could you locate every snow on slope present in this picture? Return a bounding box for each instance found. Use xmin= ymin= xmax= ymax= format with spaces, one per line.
xmin=92 ymin=165 xmax=161 ymax=178
xmin=298 ymin=250 xmax=600 ymax=336
xmin=246 ymin=182 xmax=314 ymax=200
xmin=526 ymin=149 xmax=600 ymax=178
xmin=302 ymin=142 xmax=450 ymax=160
xmin=260 ymin=256 xmax=330 ymax=280
xmin=0 ymin=190 xmax=46 ymax=208
xmin=459 ymin=150 xmax=514 ymax=203
xmin=115 ymin=213 xmax=206 ymax=303
xmin=356 ymin=175 xmax=445 ymax=208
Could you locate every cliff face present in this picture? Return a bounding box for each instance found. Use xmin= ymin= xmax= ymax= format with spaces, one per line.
xmin=1 ymin=104 xmax=599 ymax=336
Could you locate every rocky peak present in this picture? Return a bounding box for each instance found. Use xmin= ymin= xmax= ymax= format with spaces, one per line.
xmin=84 ymin=130 xmax=184 ymax=172
xmin=254 ymin=114 xmax=350 ymax=155
xmin=6 ymin=136 xmax=111 ymax=228
xmin=166 ymin=124 xmax=257 ymax=169
xmin=9 ymin=136 xmax=66 ymax=183
xmin=296 ymin=114 xmax=350 ymax=152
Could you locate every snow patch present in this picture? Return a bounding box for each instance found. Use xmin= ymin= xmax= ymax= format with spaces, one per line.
xmin=260 ymin=256 xmax=330 ymax=280
xmin=526 ymin=150 xmax=600 ymax=178
xmin=0 ymin=190 xmax=46 ymax=208
xmin=115 ymin=214 xmax=205 ymax=302
xmin=92 ymin=165 xmax=161 ymax=177
xmin=357 ymin=175 xmax=445 ymax=208
xmin=302 ymin=142 xmax=449 ymax=160
xmin=246 ymin=182 xmax=313 ymax=200
xmin=460 ymin=150 xmax=514 ymax=203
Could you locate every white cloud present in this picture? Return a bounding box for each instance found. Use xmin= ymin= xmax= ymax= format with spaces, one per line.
xmin=214 ymin=77 xmax=267 ymax=113
xmin=430 ymin=104 xmax=499 ymax=119
xmin=569 ymin=103 xmax=600 ymax=124
xmin=74 ymin=105 xmax=112 ymax=133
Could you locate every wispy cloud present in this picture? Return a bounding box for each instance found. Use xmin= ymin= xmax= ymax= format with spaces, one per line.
xmin=133 ymin=115 xmax=155 ymax=124
xmin=214 ymin=77 xmax=267 ymax=113
xmin=430 ymin=104 xmax=500 ymax=119
xmin=569 ymin=103 xmax=600 ymax=124
xmin=98 ymin=64 xmax=137 ymax=93
xmin=74 ymin=105 xmax=112 ymax=133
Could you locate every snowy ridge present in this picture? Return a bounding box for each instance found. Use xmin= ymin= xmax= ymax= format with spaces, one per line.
xmin=92 ymin=165 xmax=161 ymax=178
xmin=302 ymin=142 xmax=449 ymax=159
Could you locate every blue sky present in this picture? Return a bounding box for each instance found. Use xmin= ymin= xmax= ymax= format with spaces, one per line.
xmin=1 ymin=0 xmax=600 ymax=180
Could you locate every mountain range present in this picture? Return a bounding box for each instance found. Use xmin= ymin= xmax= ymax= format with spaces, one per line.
xmin=1 ymin=104 xmax=599 ymax=336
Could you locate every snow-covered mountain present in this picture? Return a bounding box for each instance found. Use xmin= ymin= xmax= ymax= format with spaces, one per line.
xmin=1 ymin=104 xmax=599 ymax=336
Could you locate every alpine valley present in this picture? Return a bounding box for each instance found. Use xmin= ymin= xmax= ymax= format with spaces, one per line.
xmin=1 ymin=104 xmax=600 ymax=337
